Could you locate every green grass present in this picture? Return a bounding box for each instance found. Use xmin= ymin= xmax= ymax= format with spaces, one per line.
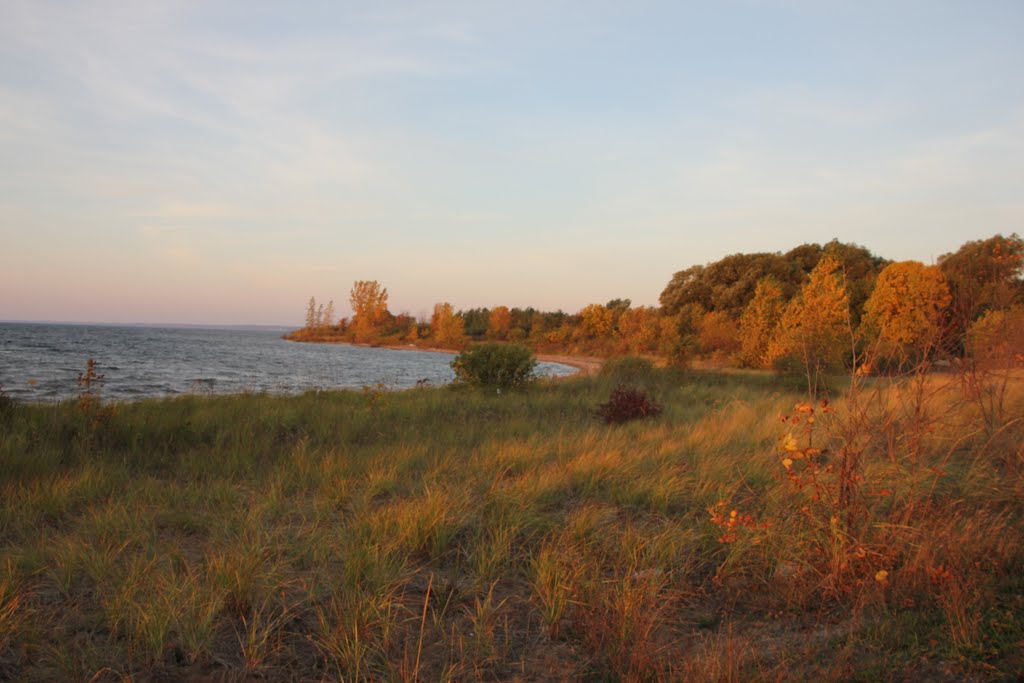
xmin=0 ymin=368 xmax=1021 ymax=681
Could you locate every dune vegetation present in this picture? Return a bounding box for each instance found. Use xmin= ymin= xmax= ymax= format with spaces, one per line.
xmin=1 ymin=233 xmax=1021 ymax=680
xmin=1 ymin=353 xmax=1021 ymax=681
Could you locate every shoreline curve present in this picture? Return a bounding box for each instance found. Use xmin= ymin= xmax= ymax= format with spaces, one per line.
xmin=285 ymin=337 xmax=604 ymax=378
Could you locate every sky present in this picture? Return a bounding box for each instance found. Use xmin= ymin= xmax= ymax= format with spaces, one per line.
xmin=1 ymin=0 xmax=1022 ymax=326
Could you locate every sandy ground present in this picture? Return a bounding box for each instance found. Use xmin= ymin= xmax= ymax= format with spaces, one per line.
xmin=535 ymin=353 xmax=604 ymax=377
xmin=378 ymin=345 xmax=605 ymax=378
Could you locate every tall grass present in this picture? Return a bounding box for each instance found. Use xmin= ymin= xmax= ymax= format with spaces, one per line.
xmin=0 ymin=367 xmax=1021 ymax=680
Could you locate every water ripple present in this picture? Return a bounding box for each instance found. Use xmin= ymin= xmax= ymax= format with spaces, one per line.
xmin=0 ymin=323 xmax=576 ymax=402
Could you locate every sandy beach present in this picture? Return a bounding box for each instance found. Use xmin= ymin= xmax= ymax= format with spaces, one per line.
xmin=288 ymin=336 xmax=604 ymax=378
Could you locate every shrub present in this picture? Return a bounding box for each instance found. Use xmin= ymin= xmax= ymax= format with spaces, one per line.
xmin=596 ymin=384 xmax=663 ymax=424
xmin=451 ymin=343 xmax=537 ymax=391
xmin=599 ymin=356 xmax=657 ymax=385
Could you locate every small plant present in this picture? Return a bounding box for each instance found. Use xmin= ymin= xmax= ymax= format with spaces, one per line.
xmin=451 ymin=343 xmax=537 ymax=391
xmin=596 ymin=384 xmax=662 ymax=424
xmin=76 ymin=358 xmax=115 ymax=431
xmin=0 ymin=385 xmax=15 ymax=424
xmin=530 ymin=541 xmax=580 ymax=639
xmin=77 ymin=358 xmax=104 ymax=408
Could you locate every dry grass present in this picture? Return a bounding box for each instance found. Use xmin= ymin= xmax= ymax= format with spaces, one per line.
xmin=0 ymin=367 xmax=1021 ymax=680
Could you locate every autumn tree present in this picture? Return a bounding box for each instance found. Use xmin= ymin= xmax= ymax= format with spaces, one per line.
xmin=697 ymin=310 xmax=740 ymax=357
xmin=349 ymin=280 xmax=389 ymax=342
xmin=938 ymin=233 xmax=1024 ymax=335
xmin=659 ymin=241 xmax=886 ymax=321
xmin=861 ymin=261 xmax=951 ymax=362
xmin=527 ymin=312 xmax=550 ymax=346
xmin=660 ymin=253 xmax=795 ymax=316
xmin=768 ymin=255 xmax=850 ymax=396
xmin=323 ymin=300 xmax=335 ymax=328
xmin=739 ymin=277 xmax=785 ymax=368
xmin=576 ymin=303 xmax=616 ymax=340
xmin=305 ymin=296 xmax=318 ymax=329
xmin=508 ymin=307 xmax=539 ymax=341
xmin=657 ymin=314 xmax=687 ymax=364
xmin=487 ymin=305 xmax=512 ymax=340
xmin=431 ymin=302 xmax=465 ymax=348
xmin=617 ymin=306 xmax=661 ymax=354
xmin=821 ymin=239 xmax=889 ymax=324
xmin=967 ymin=305 xmax=1024 ymax=371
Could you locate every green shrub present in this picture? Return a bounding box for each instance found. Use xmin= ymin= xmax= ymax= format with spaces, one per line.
xmin=599 ymin=356 xmax=657 ymax=385
xmin=451 ymin=343 xmax=537 ymax=391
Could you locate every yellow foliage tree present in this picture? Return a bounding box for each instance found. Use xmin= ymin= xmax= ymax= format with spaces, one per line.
xmin=739 ymin=277 xmax=785 ymax=368
xmin=861 ymin=261 xmax=951 ymax=360
xmin=487 ymin=305 xmax=512 ymax=340
xmin=431 ymin=302 xmax=465 ymax=348
xmin=768 ymin=255 xmax=850 ymax=394
xmin=349 ymin=280 xmax=389 ymax=343
xmin=576 ymin=304 xmax=616 ymax=340
xmin=617 ymin=306 xmax=661 ymax=354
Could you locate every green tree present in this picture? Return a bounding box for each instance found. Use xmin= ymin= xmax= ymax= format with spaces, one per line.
xmin=451 ymin=343 xmax=537 ymax=391
xmin=459 ymin=307 xmax=491 ymax=339
xmin=659 ymin=242 xmax=886 ymax=321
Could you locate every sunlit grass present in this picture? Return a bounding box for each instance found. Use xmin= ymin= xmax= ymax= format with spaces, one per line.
xmin=0 ymin=368 xmax=1020 ymax=679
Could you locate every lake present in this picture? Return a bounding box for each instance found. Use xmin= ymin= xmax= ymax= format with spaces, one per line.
xmin=0 ymin=323 xmax=576 ymax=402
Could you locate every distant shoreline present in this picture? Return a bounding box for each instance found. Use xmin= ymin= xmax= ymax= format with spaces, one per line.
xmin=0 ymin=320 xmax=293 ymax=331
xmin=284 ymin=337 xmax=604 ymax=377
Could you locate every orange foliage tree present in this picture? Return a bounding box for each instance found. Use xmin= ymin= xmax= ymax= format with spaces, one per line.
xmin=576 ymin=304 xmax=616 ymax=340
xmin=861 ymin=261 xmax=951 ymax=362
xmin=968 ymin=305 xmax=1024 ymax=370
xmin=487 ymin=305 xmax=512 ymax=340
xmin=739 ymin=277 xmax=785 ymax=368
xmin=697 ymin=310 xmax=740 ymax=357
xmin=617 ymin=306 xmax=661 ymax=354
xmin=349 ymin=280 xmax=389 ymax=342
xmin=431 ymin=302 xmax=465 ymax=348
xmin=768 ymin=255 xmax=850 ymax=395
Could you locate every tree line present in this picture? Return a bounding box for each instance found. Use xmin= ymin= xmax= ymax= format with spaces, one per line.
xmin=288 ymin=233 xmax=1023 ymax=377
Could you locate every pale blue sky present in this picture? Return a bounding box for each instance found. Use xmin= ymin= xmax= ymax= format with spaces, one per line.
xmin=2 ymin=0 xmax=1022 ymax=325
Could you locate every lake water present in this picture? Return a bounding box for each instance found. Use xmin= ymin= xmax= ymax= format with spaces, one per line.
xmin=0 ymin=323 xmax=576 ymax=402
